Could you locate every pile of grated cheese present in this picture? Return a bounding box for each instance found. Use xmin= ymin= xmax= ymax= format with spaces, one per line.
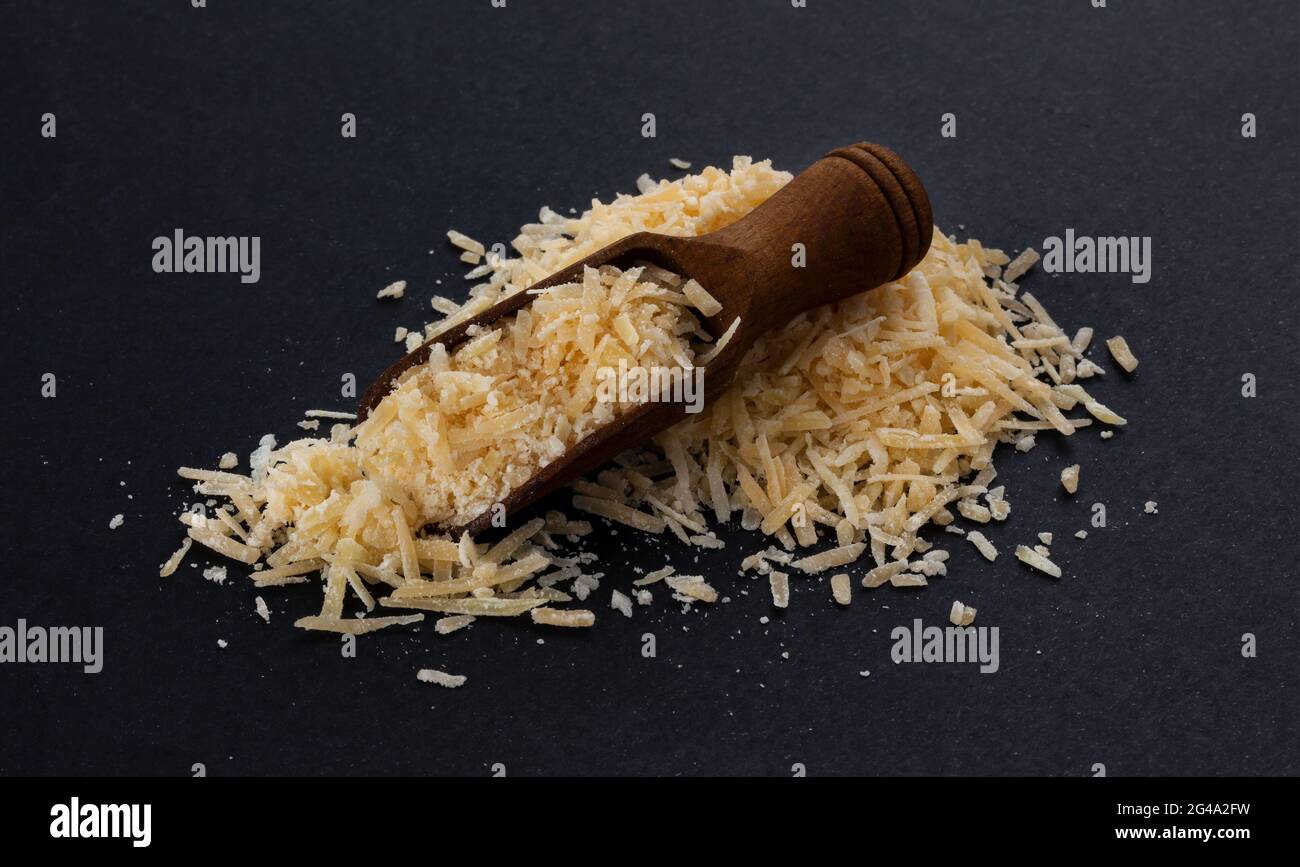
xmin=168 ymin=155 xmax=1127 ymax=640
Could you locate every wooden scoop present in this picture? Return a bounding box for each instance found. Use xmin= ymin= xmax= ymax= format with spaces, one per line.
xmin=359 ymin=141 xmax=933 ymax=535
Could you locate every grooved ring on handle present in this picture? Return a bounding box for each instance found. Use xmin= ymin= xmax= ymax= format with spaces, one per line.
xmin=857 ymin=141 xmax=934 ymax=265
xmin=825 ymin=142 xmax=933 ymax=282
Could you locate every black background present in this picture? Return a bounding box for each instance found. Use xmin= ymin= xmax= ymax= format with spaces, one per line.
xmin=1 ymin=0 xmax=1296 ymax=777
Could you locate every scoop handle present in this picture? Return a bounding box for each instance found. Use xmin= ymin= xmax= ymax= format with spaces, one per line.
xmin=674 ymin=142 xmax=933 ymax=327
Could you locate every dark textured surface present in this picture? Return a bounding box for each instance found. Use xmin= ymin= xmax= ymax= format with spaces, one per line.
xmin=1 ymin=0 xmax=1296 ymax=776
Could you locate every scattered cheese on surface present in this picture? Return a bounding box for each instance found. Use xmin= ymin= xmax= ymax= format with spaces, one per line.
xmin=1015 ymin=545 xmax=1061 ymax=578
xmin=890 ymin=572 xmax=928 ymax=588
xmin=531 ymin=607 xmax=596 ymax=628
xmin=293 ymin=614 xmax=424 ymax=634
xmin=949 ymin=599 xmax=977 ymax=626
xmin=1002 ymin=248 xmax=1040 ymax=283
xmin=109 ymin=514 xmax=124 ymax=529
xmin=769 ymin=571 xmax=790 ymax=608
xmin=665 ymin=576 xmax=718 ymax=603
xmin=1061 ymin=464 xmax=1080 ymax=494
xmin=417 ymin=667 xmax=467 ymax=688
xmin=254 ymin=595 xmax=270 ymax=622
xmin=159 ymin=539 xmax=192 ymax=578
xmin=830 ymin=573 xmax=851 ymax=606
xmin=377 ymin=280 xmax=406 ymax=300
xmin=966 ymin=531 xmax=998 ymax=561
xmin=1106 ymin=336 xmax=1139 ymax=373
xmin=669 ymin=157 xmax=692 ymax=170
xmin=1144 ymin=500 xmax=1158 ymax=514
xmin=447 ymin=230 xmax=486 ymax=257
xmin=218 ymin=452 xmax=238 ymax=470
xmin=792 ymin=543 xmax=866 ymax=574
xmin=434 ymin=614 xmax=476 ymax=635
xmin=610 ymin=589 xmax=633 ymax=617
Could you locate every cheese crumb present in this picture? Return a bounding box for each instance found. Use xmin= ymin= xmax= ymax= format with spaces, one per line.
xmin=417 ymin=667 xmax=467 ymax=688
xmin=1002 ymin=248 xmax=1040 ymax=283
xmin=966 ymin=531 xmax=997 ymax=561
xmin=1061 ymin=464 xmax=1080 ymax=494
xmin=1015 ymin=545 xmax=1061 ymax=578
xmin=447 ymin=230 xmax=486 ymax=257
xmin=1144 ymin=500 xmax=1158 ymax=514
xmin=434 ymin=615 xmax=475 ymax=635
xmin=949 ymin=599 xmax=977 ymax=626
xmin=1106 ymin=335 xmax=1139 ymax=373
xmin=531 ymin=607 xmax=596 ymax=628
xmin=769 ymin=571 xmax=790 ymax=608
xmin=159 ymin=539 xmax=192 ymax=577
xmin=377 ymin=280 xmax=406 ymax=300
xmin=666 ymin=576 xmax=718 ymax=603
xmin=830 ymin=573 xmax=851 ymax=606
xmin=108 ymin=514 xmax=124 ymax=529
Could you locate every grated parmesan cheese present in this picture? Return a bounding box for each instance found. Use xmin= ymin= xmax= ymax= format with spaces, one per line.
xmin=830 ymin=573 xmax=851 ymax=606
xmin=1002 ymin=248 xmax=1040 ymax=283
xmin=434 ymin=615 xmax=475 ymax=635
xmin=965 ymin=530 xmax=998 ymax=562
xmin=769 ymin=571 xmax=789 ymax=608
xmin=949 ymin=599 xmax=977 ymax=626
xmin=665 ymin=575 xmax=718 ymax=603
xmin=417 ymin=667 xmax=467 ymax=688
xmin=1106 ymin=336 xmax=1139 ymax=373
xmin=169 ymin=155 xmax=1130 ymax=658
xmin=377 ymin=280 xmax=406 ymax=300
xmin=1061 ymin=464 xmax=1080 ymax=494
xmin=1015 ymin=545 xmax=1061 ymax=578
xmin=159 ymin=538 xmax=192 ymax=577
xmin=531 ymin=607 xmax=595 ymax=628
xmin=792 ymin=543 xmax=866 ymax=574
